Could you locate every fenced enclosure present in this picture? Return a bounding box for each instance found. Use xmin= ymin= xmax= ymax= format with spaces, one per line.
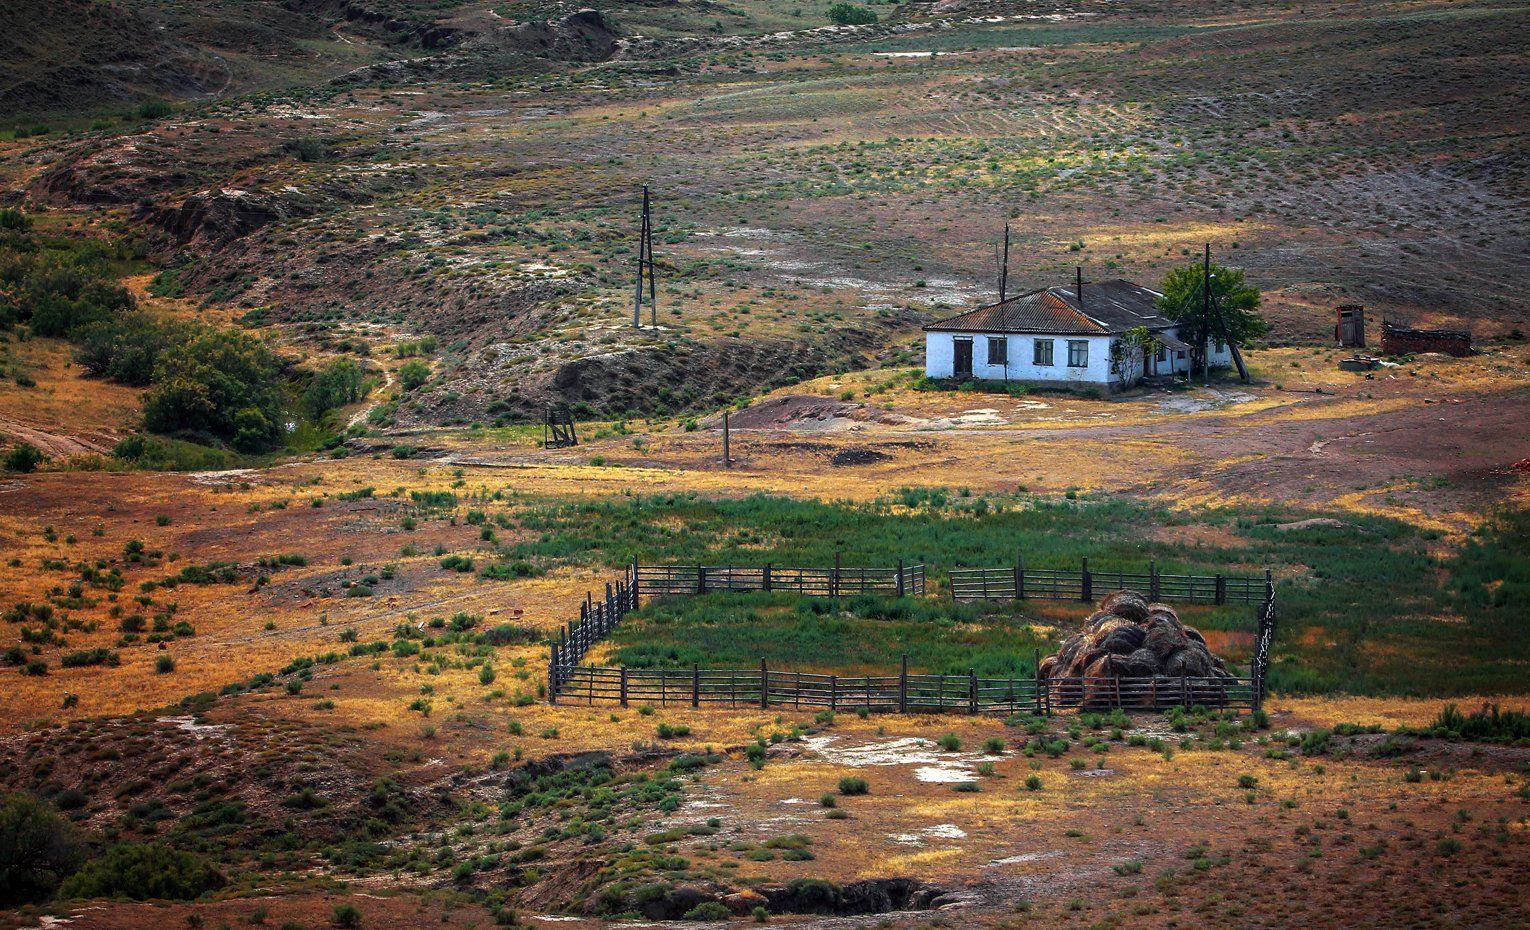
xmin=949 ymin=557 xmax=1271 ymax=605
xmin=548 ymin=559 xmax=1278 ymax=714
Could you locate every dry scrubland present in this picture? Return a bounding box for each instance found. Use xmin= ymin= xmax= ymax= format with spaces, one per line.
xmin=1 ymin=0 xmax=1529 ymax=927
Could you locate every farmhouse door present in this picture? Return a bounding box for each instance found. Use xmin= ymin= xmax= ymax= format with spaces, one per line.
xmin=953 ymin=339 xmax=973 ymax=379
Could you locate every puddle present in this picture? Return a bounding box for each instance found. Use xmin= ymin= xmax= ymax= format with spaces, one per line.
xmin=1072 ymin=768 xmax=1116 ymax=778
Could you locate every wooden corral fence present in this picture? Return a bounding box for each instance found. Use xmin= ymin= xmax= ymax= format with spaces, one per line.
xmin=635 ymin=558 xmax=926 ymax=599
xmin=554 ymin=657 xmax=1258 ymax=715
xmin=548 ymin=560 xmax=1278 ymax=715
xmin=948 ymin=556 xmax=1271 ymax=605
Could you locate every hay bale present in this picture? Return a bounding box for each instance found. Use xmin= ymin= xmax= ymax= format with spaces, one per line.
xmin=1162 ymin=647 xmax=1210 ymax=677
xmin=1097 ymin=623 xmax=1146 ymax=656
xmin=1085 ymin=610 xmax=1120 ymax=632
xmin=1146 ymin=604 xmax=1181 ymax=627
xmin=1144 ymin=622 xmax=1189 ymax=659
xmin=1122 ymin=648 xmax=1159 ymax=677
xmin=1099 ymin=590 xmax=1149 ymax=622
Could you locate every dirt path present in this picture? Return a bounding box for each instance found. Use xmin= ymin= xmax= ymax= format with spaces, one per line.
xmin=0 ymin=413 xmax=116 ymax=458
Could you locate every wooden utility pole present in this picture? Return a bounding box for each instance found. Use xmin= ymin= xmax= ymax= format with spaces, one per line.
xmin=634 ymin=185 xmax=657 ymax=328
xmin=998 ymin=224 xmax=1010 ymax=302
xmin=722 ymin=410 xmax=732 ymax=468
xmin=1202 ymin=243 xmax=1251 ymax=383
xmin=1075 ymin=266 xmax=1084 ymax=308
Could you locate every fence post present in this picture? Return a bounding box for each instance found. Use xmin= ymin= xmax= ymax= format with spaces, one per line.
xmin=1215 ymin=574 xmax=1226 ymax=605
xmin=1150 ymin=559 xmax=1159 ymax=601
xmin=759 ymin=658 xmax=768 ymax=709
xmin=697 ymin=565 xmax=706 ymax=595
xmin=549 ymin=643 xmax=560 ymax=704
xmin=632 ymin=561 xmax=641 ymax=608
xmin=968 ymin=668 xmax=978 ymax=714
xmin=619 ymin=666 xmax=628 ymax=707
xmin=1180 ymin=675 xmax=1188 ymax=708
xmin=692 ymin=664 xmax=700 ymax=708
xmin=832 ymin=551 xmax=841 ymax=598
xmin=1014 ymin=552 xmax=1024 ymax=602
xmin=897 ymin=558 xmax=905 ymax=598
xmin=898 ymin=654 xmax=908 ymax=714
xmin=763 ymin=562 xmax=772 ymax=592
xmin=1081 ymin=556 xmax=1092 ymax=602
xmin=1265 ymin=568 xmax=1274 ymax=602
xmin=830 ymin=675 xmax=838 ymax=711
xmin=1032 ymin=648 xmax=1041 ymax=715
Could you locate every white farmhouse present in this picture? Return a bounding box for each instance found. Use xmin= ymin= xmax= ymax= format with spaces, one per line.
xmin=922 ymin=279 xmax=1233 ymax=391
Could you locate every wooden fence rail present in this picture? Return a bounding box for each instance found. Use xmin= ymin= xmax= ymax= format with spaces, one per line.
xmin=552 ymin=659 xmax=1258 ymax=714
xmin=635 ymin=560 xmax=925 ymax=599
xmin=949 ymin=557 xmax=1271 ymax=605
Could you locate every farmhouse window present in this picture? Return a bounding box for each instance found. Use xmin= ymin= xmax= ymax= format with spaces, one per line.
xmin=1156 ymin=345 xmax=1167 ymax=363
xmin=987 ymin=337 xmax=1008 ymax=365
xmin=1067 ymin=340 xmax=1089 ymax=368
xmin=1033 ymin=339 xmax=1054 ymax=366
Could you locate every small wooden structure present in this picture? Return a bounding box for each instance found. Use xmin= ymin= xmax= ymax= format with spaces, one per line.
xmin=1336 ymin=304 xmax=1365 ymax=348
xmin=544 ymin=406 xmax=578 ymax=449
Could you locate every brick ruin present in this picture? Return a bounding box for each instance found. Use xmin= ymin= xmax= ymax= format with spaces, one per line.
xmin=1379 ymin=320 xmax=1474 ymax=357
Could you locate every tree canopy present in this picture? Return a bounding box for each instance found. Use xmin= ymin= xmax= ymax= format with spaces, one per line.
xmin=1156 ymin=262 xmax=1267 ymax=371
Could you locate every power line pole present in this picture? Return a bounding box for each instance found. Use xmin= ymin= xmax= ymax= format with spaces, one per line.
xmin=634 ymin=185 xmax=657 ymax=328
xmin=1201 ymin=242 xmax=1211 ymax=383
xmin=999 ymin=223 xmax=1010 ymax=302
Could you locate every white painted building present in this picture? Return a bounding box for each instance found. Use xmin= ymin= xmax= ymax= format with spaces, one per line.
xmin=923 ymin=279 xmax=1233 ymax=391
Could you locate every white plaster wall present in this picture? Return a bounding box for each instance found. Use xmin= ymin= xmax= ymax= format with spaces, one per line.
xmin=926 ymin=331 xmax=1115 ymax=385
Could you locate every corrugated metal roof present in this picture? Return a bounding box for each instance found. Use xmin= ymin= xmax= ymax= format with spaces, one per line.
xmin=925 ymin=279 xmax=1174 ymax=335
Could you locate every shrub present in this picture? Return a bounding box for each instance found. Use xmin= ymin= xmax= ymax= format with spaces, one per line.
xmin=656 ymin=722 xmax=691 ymax=739
xmin=61 ymin=649 xmax=119 ymax=668
xmin=0 ymin=793 xmax=85 ymax=905
xmin=937 ymin=733 xmax=962 ymax=751
xmin=399 ymin=361 xmax=430 ymax=391
xmin=73 ymin=314 xmax=196 ymax=387
xmin=479 ymin=664 xmax=495 ymax=685
xmin=837 ymin=776 xmax=868 ymax=795
xmin=156 ymin=655 xmax=176 ymax=674
xmin=1024 ymin=775 xmax=1042 ymax=791
xmin=683 ymin=901 xmax=731 ymax=920
xmin=58 ymin=843 xmax=224 ymax=901
xmin=331 ymin=903 xmax=362 ymax=927
xmin=303 ymin=358 xmax=366 ymax=417
xmin=827 ymin=2 xmax=877 ymax=25
xmin=3 ymin=444 xmax=44 ymax=473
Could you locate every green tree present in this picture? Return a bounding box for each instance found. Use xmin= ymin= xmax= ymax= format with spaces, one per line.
xmin=73 ymin=314 xmax=197 ymax=387
xmin=0 ymin=793 xmax=85 ymax=905
xmin=142 ymin=330 xmax=286 ymax=451
xmin=827 ymin=3 xmax=878 ymax=25
xmin=303 ymin=358 xmax=366 ymax=417
xmin=1156 ymin=262 xmax=1266 ymax=375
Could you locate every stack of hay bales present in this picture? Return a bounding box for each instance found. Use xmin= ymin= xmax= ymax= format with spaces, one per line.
xmin=1038 ymin=590 xmax=1236 ymax=708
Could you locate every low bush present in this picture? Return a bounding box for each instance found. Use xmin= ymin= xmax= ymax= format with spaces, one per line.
xmin=57 ymin=843 xmax=224 ymax=901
